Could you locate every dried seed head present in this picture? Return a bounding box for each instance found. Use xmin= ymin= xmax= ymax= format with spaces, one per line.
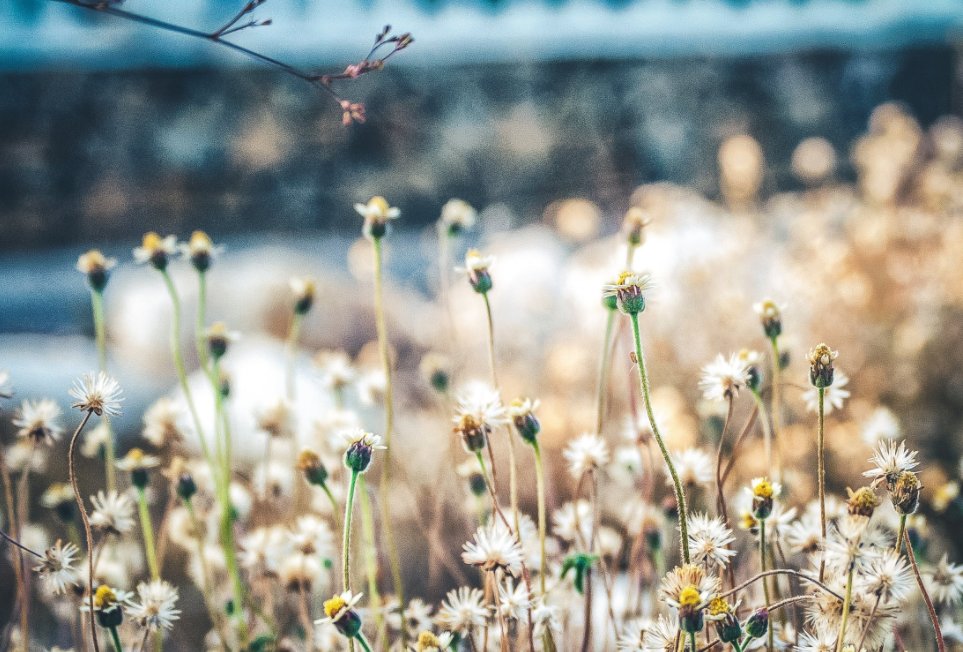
xmin=808 ymin=343 xmax=838 ymax=388
xmin=892 ymin=471 xmax=922 ymax=515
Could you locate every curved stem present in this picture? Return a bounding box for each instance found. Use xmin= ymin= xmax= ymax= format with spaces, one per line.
xmin=718 ymin=569 xmax=843 ymax=601
xmin=895 ymin=514 xmax=907 ymax=556
xmin=357 ymin=475 xmax=384 ymax=637
xmin=68 ymin=410 xmax=99 ymax=652
xmin=595 ymin=308 xmax=617 ymax=436
xmin=136 ymin=487 xmax=160 ymax=580
xmin=532 ymin=442 xmax=548 ymax=596
xmin=817 ymin=386 xmax=827 ymax=583
xmin=853 ymin=592 xmax=881 ymax=652
xmin=628 ymin=312 xmax=690 ymax=563
xmin=91 ymin=290 xmax=117 ymax=493
xmin=834 ymin=566 xmax=854 ymax=652
xmin=904 ymin=528 xmax=946 ymax=652
xmin=109 ymin=625 xmax=124 ymax=652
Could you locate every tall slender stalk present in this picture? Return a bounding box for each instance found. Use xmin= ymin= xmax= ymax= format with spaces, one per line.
xmin=342 ymin=469 xmax=359 ymax=591
xmin=628 ymin=312 xmax=690 ymax=563
xmin=109 ymin=626 xmax=124 ymax=652
xmin=0 ymin=447 xmax=28 ymax=652
xmin=532 ymin=442 xmax=548 ymax=595
xmin=595 ymin=308 xmax=617 ymax=436
xmin=136 ymin=487 xmax=160 ymax=580
xmin=895 ymin=514 xmax=907 ymax=556
xmin=371 ymin=236 xmax=405 ymax=643
xmin=834 ymin=565 xmax=854 ymax=652
xmin=357 ymin=476 xmax=384 ymax=636
xmin=759 ymin=519 xmax=772 ymax=652
xmin=768 ymin=338 xmax=782 ymax=480
xmin=90 ymin=290 xmax=117 ymax=493
xmin=67 ymin=409 xmax=99 ymax=652
xmin=285 ymin=313 xmax=303 ymax=402
xmin=816 ymin=386 xmax=827 ymax=582
xmin=195 ymin=271 xmax=210 ymax=373
xmin=904 ymin=528 xmax=946 ymax=652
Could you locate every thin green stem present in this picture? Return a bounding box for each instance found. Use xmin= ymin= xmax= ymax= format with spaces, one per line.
xmin=322 ymin=482 xmax=341 ymax=529
xmin=834 ymin=566 xmax=854 ymax=652
xmin=595 ymin=308 xmax=617 ymax=436
xmin=904 ymin=528 xmax=946 ymax=652
xmin=689 ymin=631 xmax=697 ymax=652
xmin=628 ymin=312 xmax=690 ymax=563
xmin=371 ymin=236 xmax=405 ymax=643
xmin=68 ymin=410 xmax=99 ymax=652
xmin=357 ymin=475 xmax=384 ymax=636
xmin=532 ymin=442 xmax=548 ymax=595
xmin=760 ymin=519 xmax=772 ymax=652
xmin=817 ymin=386 xmax=827 ymax=583
xmin=136 ymin=487 xmax=160 ymax=580
xmin=895 ymin=514 xmax=907 ymax=556
xmin=750 ymin=390 xmax=773 ymax=477
xmin=355 ymin=634 xmax=374 ymax=652
xmin=91 ymin=290 xmax=117 ymax=493
xmin=343 ymin=470 xmax=359 ymax=591
xmin=109 ymin=626 xmax=124 ymax=652
xmin=195 ymin=271 xmax=210 ymax=373
xmin=285 ymin=312 xmax=302 ymax=402
xmin=768 ymin=337 xmax=782 ymax=480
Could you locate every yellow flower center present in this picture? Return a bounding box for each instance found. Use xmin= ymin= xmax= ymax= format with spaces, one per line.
xmin=142 ymin=232 xmax=163 ymax=251
xmin=707 ymin=597 xmax=730 ymax=616
xmin=753 ymin=479 xmax=774 ymax=499
xmin=367 ymin=196 xmax=390 ymax=216
xmin=127 ymin=448 xmax=145 ymax=463
xmin=190 ymin=230 xmax=212 ymax=252
xmin=741 ymin=512 xmax=758 ymax=530
xmin=94 ymin=585 xmax=117 ymax=609
xmin=417 ymin=631 xmax=441 ymax=649
xmin=297 ymin=449 xmax=322 ymax=470
xmin=323 ymin=595 xmax=347 ymax=619
xmin=616 ymin=270 xmax=632 ymax=285
xmin=678 ymin=585 xmax=701 ymax=608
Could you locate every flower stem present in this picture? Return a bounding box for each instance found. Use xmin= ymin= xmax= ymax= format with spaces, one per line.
xmin=68 ymin=410 xmax=100 ymax=652
xmin=834 ymin=565 xmax=854 ymax=652
xmin=285 ymin=312 xmax=302 ymax=402
xmin=343 ymin=469 xmax=359 ymax=591
xmin=628 ymin=312 xmax=690 ymax=563
xmin=532 ymin=442 xmax=548 ymax=595
xmin=371 ymin=236 xmax=405 ymax=643
xmin=816 ymin=386 xmax=827 ymax=583
xmin=895 ymin=513 xmax=907 ymax=556
xmin=109 ymin=625 xmax=124 ymax=652
xmin=195 ymin=270 xmax=210 ymax=373
xmin=321 ymin=482 xmax=341 ymax=529
xmin=357 ymin=475 xmax=384 ymax=637
xmin=595 ymin=307 xmax=617 ymax=436
xmin=760 ymin=519 xmax=772 ymax=652
xmin=904 ymin=527 xmax=946 ymax=652
xmin=689 ymin=631 xmax=697 ymax=652
xmin=355 ymin=634 xmax=374 ymax=652
xmin=136 ymin=487 xmax=160 ymax=580
xmin=90 ymin=290 xmax=117 ymax=493
xmin=768 ymin=337 xmax=782 ymax=480
xmin=0 ymin=446 xmax=28 ymax=652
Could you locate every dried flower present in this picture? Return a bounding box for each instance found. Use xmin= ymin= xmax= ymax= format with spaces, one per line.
xmin=891 ymin=470 xmax=922 ymax=515
xmin=698 ymin=353 xmax=750 ymax=402
xmin=461 ymin=522 xmax=524 ymax=576
xmin=13 ymin=398 xmax=63 ymax=446
xmin=90 ymin=489 xmax=136 ymax=535
xmin=142 ymin=397 xmax=184 ymax=447
xmin=803 ymin=369 xmax=850 ymax=413
xmin=563 ymin=433 xmax=610 ymax=478
xmin=687 ymin=512 xmax=737 ymax=569
xmin=76 ymin=249 xmax=117 ymax=292
xmin=863 ymin=439 xmax=919 ymax=492
xmin=808 ymin=343 xmax=838 ymax=388
xmin=846 ymin=486 xmax=880 ymax=518
xmin=436 ymin=586 xmax=488 ymax=634
xmin=34 ymin=539 xmax=80 ymax=595
xmin=69 ymin=371 xmax=123 ymax=417
xmin=924 ymin=554 xmax=963 ymax=607
xmin=127 ymin=579 xmax=181 ymax=632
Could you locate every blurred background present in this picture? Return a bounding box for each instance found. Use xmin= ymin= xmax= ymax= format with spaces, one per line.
xmin=4 ymin=0 xmax=963 ymax=645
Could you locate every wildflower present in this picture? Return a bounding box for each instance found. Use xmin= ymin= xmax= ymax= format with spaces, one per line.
xmin=461 ymin=522 xmax=524 ymax=576
xmin=133 ymin=232 xmax=178 ymax=270
xmin=531 ymin=599 xmax=561 ymax=639
xmin=891 ymin=470 xmax=922 ymax=514
xmin=340 ymin=100 xmax=366 ymax=126
xmin=69 ymin=371 xmax=123 ymax=417
xmin=687 ymin=512 xmax=737 ymax=569
xmin=753 ymin=299 xmax=784 ymax=340
xmin=822 ymin=520 xmax=868 ymax=573
xmin=436 ymin=586 xmax=488 ymax=634
xmin=296 ymin=448 xmax=329 ymax=487
xmin=116 ymin=448 xmax=161 ymax=489
xmin=563 ymin=433 xmax=610 ymax=478
xmin=33 ymin=540 xmax=80 ymax=595
xmin=386 ymin=598 xmax=434 ymax=634
xmin=279 ymin=553 xmax=323 ymax=591
xmin=602 ymin=270 xmax=652 ymax=315
xmin=672 ymin=448 xmax=714 ymax=490
xmin=179 ymin=230 xmax=223 ymax=272
xmin=13 ymin=398 xmax=63 ymax=446
xmin=354 ymin=195 xmax=400 ymax=240
xmin=698 ymin=353 xmax=750 ymax=402
xmin=622 ymin=206 xmax=651 ymax=246
xmin=803 ymin=369 xmax=850 ymax=414
xmin=254 ymin=398 xmax=294 ymax=439
xmin=796 ymin=625 xmax=836 ymax=652
xmin=204 ymin=322 xmax=239 ymax=360
xmin=785 ymin=509 xmax=823 ymax=554
xmin=40 ymin=483 xmax=76 ymax=522
xmin=863 ymin=439 xmax=919 ymax=491
xmin=497 ymin=580 xmax=531 ymax=620
xmin=659 ymin=564 xmax=720 ymax=633
xmin=341 ymin=428 xmax=386 ymax=474
xmin=808 ymin=343 xmax=837 ymax=388
xmin=924 ymin=554 xmax=963 ymax=607
xmin=413 ymin=630 xmax=454 ymax=652
xmin=861 ymin=406 xmax=900 ymax=447
xmin=419 ymin=352 xmax=451 ymax=394
xmin=314 ymin=350 xmax=356 ymax=393
xmin=452 ymin=384 xmax=507 ymax=453
xmin=737 ymin=348 xmax=763 ymax=393
xmin=142 ymin=397 xmax=184 ymax=447
xmin=706 ymin=597 xmax=741 ymax=643
xmin=127 ymin=579 xmax=181 ymax=632
xmin=640 ymin=614 xmax=679 ymax=651
xmin=440 ymin=198 xmax=477 ymax=236
xmin=860 ymin=550 xmax=912 ymax=603
xmin=89 ymin=490 xmax=136 ymax=535
xmin=457 ymin=248 xmax=495 ymax=294
xmin=91 ymin=584 xmax=125 ymax=628
xmin=76 ymin=249 xmax=117 ymax=292
xmin=508 ymin=397 xmax=541 ymax=444
xmin=743 ymin=608 xmax=769 ymax=639
xmin=552 ymin=500 xmax=593 ymax=544
xmin=289 ymin=276 xmax=317 ymax=315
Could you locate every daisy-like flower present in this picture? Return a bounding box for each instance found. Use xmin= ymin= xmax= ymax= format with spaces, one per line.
xmin=289 ymin=276 xmax=317 ymax=315
xmin=753 ymin=299 xmax=785 ymax=340
xmin=562 ymin=433 xmax=610 ymax=479
xmin=133 ymin=232 xmax=178 ymax=270
xmin=89 ymin=490 xmax=136 ymax=535
xmin=355 ymin=195 xmax=400 ymax=240
xmin=13 ymin=398 xmax=64 ymax=446
xmin=439 ymin=198 xmax=477 ymax=236
xmin=69 ymin=371 xmax=123 ymax=417
xmin=687 ymin=512 xmax=737 ymax=569
xmin=452 ymin=383 xmax=507 ymax=453
xmin=456 ymin=248 xmax=496 ymax=294
xmin=497 ymin=580 xmax=531 ymax=620
xmin=117 ymin=448 xmax=161 ymax=489
xmin=204 ymin=322 xmax=239 ymax=360
xmin=924 ymin=554 xmax=963 ymax=607
xmin=142 ymin=397 xmax=184 ymax=447
xmin=672 ymin=447 xmax=714 ymax=489
xmin=76 ymin=249 xmax=117 ymax=292
xmin=178 ymin=230 xmax=223 ymax=272
xmin=33 ymin=539 xmax=80 ymax=595
xmin=508 ymin=397 xmax=541 ymax=444
xmin=659 ymin=564 xmax=720 ymax=634
xmin=785 ymin=510 xmax=823 ymax=554
xmin=435 ymin=586 xmax=488 ymax=634
xmin=461 ymin=522 xmax=524 ymax=576
xmin=863 ymin=439 xmax=919 ymax=491
xmin=748 ymin=476 xmax=781 ymax=520
xmin=314 ymin=350 xmax=356 ymax=393
xmin=602 ymin=270 xmax=653 ymax=315
xmin=796 ymin=625 xmax=836 ymax=651
xmin=860 ymin=550 xmax=912 ymax=603
xmin=698 ymin=353 xmax=750 ymax=402
xmin=279 ymin=552 xmax=323 ymax=591
xmin=861 ymin=406 xmax=900 ymax=447
xmin=386 ymin=598 xmax=435 ymax=634
xmin=640 ymin=614 xmax=679 ymax=651
xmin=127 ymin=579 xmax=181 ymax=632
xmin=412 ymin=631 xmax=455 ymax=652
xmin=803 ymin=369 xmax=850 ymax=414
xmin=341 ymin=428 xmax=386 ymax=474
xmin=552 ymin=500 xmax=593 ymax=545
xmin=821 ymin=519 xmax=869 ymax=574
